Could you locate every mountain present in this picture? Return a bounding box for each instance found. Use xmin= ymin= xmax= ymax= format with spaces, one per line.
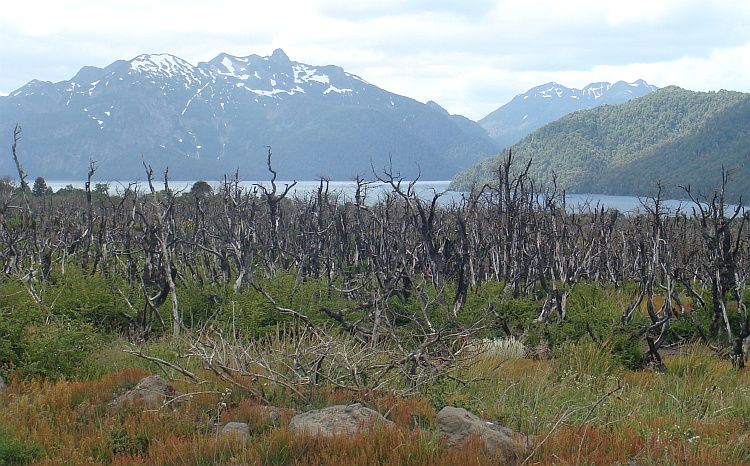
xmin=0 ymin=49 xmax=498 ymax=181
xmin=451 ymin=86 xmax=750 ymax=199
xmin=479 ymin=80 xmax=659 ymax=150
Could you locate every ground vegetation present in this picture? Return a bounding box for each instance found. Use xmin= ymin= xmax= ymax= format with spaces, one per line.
xmin=1 ymin=139 xmax=749 ymax=464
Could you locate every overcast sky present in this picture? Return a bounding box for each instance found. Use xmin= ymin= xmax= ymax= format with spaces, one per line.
xmin=1 ymin=0 xmax=749 ymax=120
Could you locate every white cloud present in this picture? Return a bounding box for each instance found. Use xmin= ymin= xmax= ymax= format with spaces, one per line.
xmin=587 ymin=42 xmax=750 ymax=94
xmin=1 ymin=0 xmax=750 ymax=119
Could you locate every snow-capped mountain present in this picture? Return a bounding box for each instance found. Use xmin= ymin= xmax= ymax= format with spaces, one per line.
xmin=479 ymin=80 xmax=659 ymax=150
xmin=0 ymin=49 xmax=497 ymax=181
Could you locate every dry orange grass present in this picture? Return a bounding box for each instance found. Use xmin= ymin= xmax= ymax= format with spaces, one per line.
xmin=529 ymin=420 xmax=744 ymax=466
xmin=3 ymin=342 xmax=750 ymax=465
xmin=0 ymin=369 xmax=490 ymax=465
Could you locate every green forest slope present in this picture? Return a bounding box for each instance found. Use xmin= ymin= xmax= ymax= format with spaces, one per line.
xmin=450 ymin=86 xmax=750 ymax=199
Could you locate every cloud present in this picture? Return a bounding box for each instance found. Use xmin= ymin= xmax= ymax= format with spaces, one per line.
xmin=315 ymin=0 xmax=498 ymax=20
xmin=1 ymin=0 xmax=750 ymax=120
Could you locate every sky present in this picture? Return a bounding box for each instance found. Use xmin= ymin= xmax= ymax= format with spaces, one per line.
xmin=1 ymin=0 xmax=749 ymax=121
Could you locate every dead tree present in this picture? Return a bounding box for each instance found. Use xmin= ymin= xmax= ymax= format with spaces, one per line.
xmin=734 ymin=236 xmax=750 ymax=368
xmin=374 ymin=158 xmax=446 ymax=289
xmin=683 ymin=170 xmax=746 ymax=349
xmin=254 ymin=147 xmax=296 ymax=270
xmin=485 ymin=150 xmax=537 ymax=297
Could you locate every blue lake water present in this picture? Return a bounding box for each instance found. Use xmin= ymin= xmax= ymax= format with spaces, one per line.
xmin=45 ymin=180 xmax=723 ymax=215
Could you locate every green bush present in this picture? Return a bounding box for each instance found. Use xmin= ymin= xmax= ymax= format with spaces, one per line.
xmin=44 ymin=265 xmax=131 ymax=332
xmin=612 ymin=336 xmax=643 ymax=371
xmin=0 ymin=429 xmax=43 ymax=465
xmin=22 ymin=321 xmax=106 ymax=380
xmin=0 ymin=310 xmax=107 ymax=380
xmin=176 ymin=283 xmax=224 ymax=328
xmin=0 ymin=281 xmax=39 ymax=318
xmin=206 ymin=272 xmax=362 ymax=338
xmin=488 ymin=295 xmax=540 ymax=340
xmin=0 ymin=311 xmax=29 ymax=373
xmin=107 ymin=426 xmax=151 ymax=459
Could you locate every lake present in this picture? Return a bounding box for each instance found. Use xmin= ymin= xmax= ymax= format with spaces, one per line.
xmin=45 ymin=180 xmax=721 ymax=215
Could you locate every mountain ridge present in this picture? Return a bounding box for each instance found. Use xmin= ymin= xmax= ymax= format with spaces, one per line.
xmin=479 ymin=80 xmax=659 ymax=150
xmin=0 ymin=49 xmax=497 ymax=181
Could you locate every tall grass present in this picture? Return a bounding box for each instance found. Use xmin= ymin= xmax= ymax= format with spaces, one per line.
xmin=475 ymin=337 xmax=527 ymax=361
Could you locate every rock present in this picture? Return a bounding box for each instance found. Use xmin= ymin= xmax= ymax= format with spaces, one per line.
xmin=290 ymin=403 xmax=393 ymax=437
xmin=436 ymin=406 xmax=533 ymax=463
xmin=217 ymin=405 xmax=287 ymax=439
xmin=221 ymin=422 xmax=249 ymax=441
xmin=109 ymin=375 xmax=179 ymax=410
xmin=0 ymin=375 xmax=6 ymax=394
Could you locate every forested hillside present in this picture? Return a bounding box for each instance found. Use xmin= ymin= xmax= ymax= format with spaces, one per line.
xmin=479 ymin=80 xmax=657 ymax=150
xmin=451 ymin=86 xmax=750 ymax=199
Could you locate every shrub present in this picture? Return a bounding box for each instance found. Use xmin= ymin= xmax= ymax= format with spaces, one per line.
xmin=612 ymin=337 xmax=643 ymax=371
xmin=0 ymin=312 xmax=28 ymax=373
xmin=44 ymin=265 xmax=132 ymax=332
xmin=0 ymin=428 xmax=43 ymax=465
xmin=25 ymin=321 xmax=106 ymax=379
xmin=0 ymin=318 xmax=107 ymax=380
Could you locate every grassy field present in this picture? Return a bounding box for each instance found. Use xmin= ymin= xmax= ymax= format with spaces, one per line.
xmin=2 ymin=336 xmax=750 ymax=465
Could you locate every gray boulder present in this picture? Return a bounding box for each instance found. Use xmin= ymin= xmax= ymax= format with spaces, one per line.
xmin=436 ymin=406 xmax=533 ymax=463
xmin=290 ymin=403 xmax=393 ymax=437
xmin=0 ymin=375 xmax=6 ymax=395
xmin=109 ymin=375 xmax=179 ymax=410
xmin=221 ymin=422 xmax=249 ymax=441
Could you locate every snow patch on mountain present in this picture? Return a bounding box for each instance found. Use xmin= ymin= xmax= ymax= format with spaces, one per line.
xmin=220 ymin=57 xmax=235 ymax=75
xmin=585 ymin=82 xmax=610 ymax=99
xmin=131 ymin=54 xmax=193 ymax=76
xmin=129 ymin=54 xmax=205 ymax=86
xmin=292 ymin=64 xmax=330 ymax=84
xmin=217 ymin=57 xmax=252 ymax=80
xmin=524 ymin=80 xmax=656 ymax=103
xmin=324 ymin=85 xmax=352 ymax=95
xmin=250 ymin=88 xmax=294 ymax=97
